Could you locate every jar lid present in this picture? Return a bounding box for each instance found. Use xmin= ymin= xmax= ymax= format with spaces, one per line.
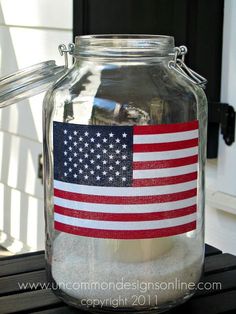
xmin=0 ymin=60 xmax=65 ymax=108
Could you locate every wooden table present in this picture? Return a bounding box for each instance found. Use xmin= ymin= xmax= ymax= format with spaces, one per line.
xmin=0 ymin=244 xmax=236 ymax=313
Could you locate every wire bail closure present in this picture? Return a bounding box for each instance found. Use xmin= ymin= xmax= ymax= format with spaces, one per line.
xmin=58 ymin=43 xmax=75 ymax=68
xmin=168 ymin=46 xmax=207 ymax=88
xmin=58 ymin=43 xmax=207 ymax=87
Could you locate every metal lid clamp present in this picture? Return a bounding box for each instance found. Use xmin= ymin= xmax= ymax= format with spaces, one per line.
xmin=168 ymin=46 xmax=208 ymax=88
xmin=58 ymin=43 xmax=75 ymax=68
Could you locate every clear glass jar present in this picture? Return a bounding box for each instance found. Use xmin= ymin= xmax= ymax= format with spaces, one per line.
xmin=43 ymin=35 xmax=207 ymax=312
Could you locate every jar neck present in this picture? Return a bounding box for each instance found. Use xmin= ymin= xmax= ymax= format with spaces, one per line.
xmin=73 ymin=35 xmax=175 ymax=62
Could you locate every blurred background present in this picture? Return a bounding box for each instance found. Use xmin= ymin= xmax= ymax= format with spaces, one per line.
xmin=0 ymin=0 xmax=235 ymax=255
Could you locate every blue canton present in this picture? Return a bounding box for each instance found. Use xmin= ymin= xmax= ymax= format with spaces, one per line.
xmin=53 ymin=122 xmax=133 ymax=187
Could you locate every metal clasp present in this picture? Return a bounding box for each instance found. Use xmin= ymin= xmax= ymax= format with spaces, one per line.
xmin=168 ymin=46 xmax=207 ymax=88
xmin=58 ymin=43 xmax=75 ymax=68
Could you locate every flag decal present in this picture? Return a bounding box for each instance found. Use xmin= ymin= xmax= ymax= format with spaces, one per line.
xmin=53 ymin=120 xmax=199 ymax=239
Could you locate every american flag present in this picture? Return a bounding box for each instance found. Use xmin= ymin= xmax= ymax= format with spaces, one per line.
xmin=53 ymin=120 xmax=198 ymax=239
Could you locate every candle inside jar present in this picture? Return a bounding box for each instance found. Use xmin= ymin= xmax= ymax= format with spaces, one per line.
xmin=103 ymin=238 xmax=173 ymax=262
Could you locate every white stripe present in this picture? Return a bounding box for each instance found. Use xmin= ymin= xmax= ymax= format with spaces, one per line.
xmin=54 ymin=179 xmax=197 ymax=197
xmin=54 ymin=196 xmax=196 ymax=213
xmin=134 ymin=129 xmax=198 ymax=144
xmin=54 ymin=212 xmax=196 ymax=230
xmin=133 ymin=147 xmax=198 ymax=161
xmin=133 ymin=164 xmax=197 ymax=179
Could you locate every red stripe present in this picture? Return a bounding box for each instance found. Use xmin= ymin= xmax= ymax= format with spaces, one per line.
xmin=133 ymin=172 xmax=198 ymax=187
xmin=54 ymin=188 xmax=196 ymax=205
xmin=54 ymin=221 xmax=196 ymax=239
xmin=133 ymin=120 xmax=198 ymax=135
xmin=54 ymin=204 xmax=197 ymax=221
xmin=133 ymin=155 xmax=198 ymax=170
xmin=133 ymin=138 xmax=198 ymax=153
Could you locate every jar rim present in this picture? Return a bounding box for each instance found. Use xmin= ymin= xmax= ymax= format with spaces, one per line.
xmin=75 ymin=34 xmax=174 ymax=40
xmin=74 ymin=34 xmax=175 ymax=59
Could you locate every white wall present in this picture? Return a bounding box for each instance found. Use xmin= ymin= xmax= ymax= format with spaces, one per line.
xmin=0 ymin=0 xmax=72 ymax=253
xmin=205 ymin=160 xmax=236 ymax=255
xmin=206 ymin=204 xmax=236 ymax=255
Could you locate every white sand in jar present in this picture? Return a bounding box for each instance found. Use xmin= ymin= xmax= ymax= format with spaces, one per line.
xmin=52 ymin=234 xmax=203 ymax=307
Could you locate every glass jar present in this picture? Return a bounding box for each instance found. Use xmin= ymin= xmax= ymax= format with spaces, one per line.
xmin=43 ymin=35 xmax=207 ymax=312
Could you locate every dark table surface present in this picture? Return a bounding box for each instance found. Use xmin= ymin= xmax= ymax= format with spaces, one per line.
xmin=0 ymin=244 xmax=236 ymax=314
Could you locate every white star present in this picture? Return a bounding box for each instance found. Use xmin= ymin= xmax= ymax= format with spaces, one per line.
xmin=84 ymin=153 xmax=88 ymax=158
xmin=73 ymin=152 xmax=78 ymax=157
xmin=64 ymin=130 xmax=67 ymax=134
xmin=122 ymin=133 xmax=127 ymax=138
xmin=109 ymin=166 xmax=114 ymax=170
xmin=68 ymin=157 xmax=72 ymax=162
xmin=97 ymin=143 xmax=101 ymax=148
xmin=74 ymin=173 xmax=78 ymax=178
xmin=122 ymin=177 xmax=127 ymax=181
xmin=79 ymin=147 xmax=83 ymax=152
xmin=84 ymin=132 xmax=89 ymax=136
xmin=69 ymin=146 xmax=72 ymax=151
xmin=115 ymin=149 xmax=120 ymax=154
xmin=115 ymin=138 xmax=120 ymax=143
xmin=84 ymin=164 xmax=88 ymax=169
xmin=79 ymin=158 xmax=83 ymax=163
xmin=115 ymin=160 xmax=120 ymax=165
xmin=109 ymin=155 xmax=114 ymax=159
xmin=115 ymin=171 xmax=120 ymax=176
xmin=84 ymin=175 xmax=88 ymax=180
xmin=74 ymin=163 xmax=78 ymax=167
xmin=90 ymin=138 xmax=95 ymax=142
xmin=96 ymin=176 xmax=101 ymax=181
xmin=109 ymin=144 xmax=114 ymax=148
xmin=90 ymin=148 xmax=95 ymax=153
xmin=90 ymin=159 xmax=95 ymax=164
xmin=84 ymin=142 xmax=89 ymax=147
xmin=79 ymin=169 xmax=83 ymax=174
xmin=73 ymin=131 xmax=78 ymax=135
xmin=96 ymin=132 xmax=101 ymax=137
xmin=64 ymin=172 xmax=67 ymax=176
xmin=69 ymin=136 xmax=72 ymax=140
xmin=96 ymin=154 xmax=101 ymax=159
xmin=79 ymin=137 xmax=83 ymax=141
xmin=69 ymin=168 xmax=72 ymax=172
xmin=90 ymin=170 xmax=95 ymax=175
xmin=64 ymin=140 xmax=68 ymax=145
xmin=122 ymin=166 xmax=127 ymax=170
xmin=64 ymin=151 xmax=67 ymax=156
xmin=102 ymin=171 xmax=107 ymax=175
xmin=109 ymin=132 xmax=114 ymax=137
xmin=64 ymin=162 xmax=67 ymax=166
xmin=73 ymin=142 xmax=78 ymax=146
xmin=102 ymin=160 xmax=107 ymax=165
xmin=102 ymin=149 xmax=107 ymax=154
xmin=122 ymin=144 xmax=127 ymax=149
xmin=103 ymin=138 xmax=107 ymax=143
xmin=109 ymin=177 xmax=114 ymax=181
xmin=96 ymin=165 xmax=101 ymax=170
xmin=122 ymin=155 xmax=127 ymax=160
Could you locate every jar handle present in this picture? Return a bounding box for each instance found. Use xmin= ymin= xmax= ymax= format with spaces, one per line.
xmin=168 ymin=46 xmax=207 ymax=88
